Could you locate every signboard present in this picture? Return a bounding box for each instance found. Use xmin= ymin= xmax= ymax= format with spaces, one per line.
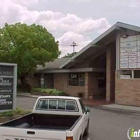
xmin=69 ymin=73 xmax=78 ymax=79
xmin=0 ymin=63 xmax=17 ymax=111
xmin=120 ymin=35 xmax=140 ymax=69
xmin=120 ymin=75 xmax=131 ymax=79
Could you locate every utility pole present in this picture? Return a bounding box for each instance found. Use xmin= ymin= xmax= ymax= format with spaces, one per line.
xmin=70 ymin=42 xmax=78 ymax=53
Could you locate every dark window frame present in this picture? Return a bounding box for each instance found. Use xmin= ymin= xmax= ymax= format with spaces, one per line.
xmin=68 ymin=73 xmax=85 ymax=86
xmin=119 ymin=70 xmax=132 ymax=79
xmin=98 ymin=76 xmax=106 ymax=88
xmin=134 ymin=70 xmax=140 ymax=78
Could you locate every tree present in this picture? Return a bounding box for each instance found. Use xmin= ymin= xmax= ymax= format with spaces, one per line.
xmin=0 ymin=22 xmax=61 ymax=89
xmin=63 ymin=52 xmax=77 ymax=58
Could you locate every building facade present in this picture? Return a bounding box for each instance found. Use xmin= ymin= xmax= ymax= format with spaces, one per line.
xmin=30 ymin=22 xmax=140 ymax=107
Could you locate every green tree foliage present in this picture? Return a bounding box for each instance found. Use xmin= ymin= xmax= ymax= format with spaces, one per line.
xmin=0 ymin=23 xmax=61 ymax=88
xmin=63 ymin=52 xmax=77 ymax=58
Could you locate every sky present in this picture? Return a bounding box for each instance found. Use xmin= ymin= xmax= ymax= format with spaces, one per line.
xmin=0 ymin=0 xmax=140 ymax=57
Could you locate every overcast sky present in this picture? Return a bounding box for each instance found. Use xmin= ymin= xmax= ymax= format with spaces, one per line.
xmin=1 ymin=0 xmax=140 ymax=57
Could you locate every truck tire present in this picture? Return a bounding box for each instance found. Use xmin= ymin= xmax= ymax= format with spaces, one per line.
xmin=84 ymin=120 xmax=89 ymax=136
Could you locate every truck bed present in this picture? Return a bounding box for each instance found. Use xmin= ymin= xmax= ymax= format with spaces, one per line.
xmin=0 ymin=113 xmax=81 ymax=131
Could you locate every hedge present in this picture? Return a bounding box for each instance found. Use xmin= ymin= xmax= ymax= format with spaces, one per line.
xmin=32 ymin=88 xmax=69 ymax=96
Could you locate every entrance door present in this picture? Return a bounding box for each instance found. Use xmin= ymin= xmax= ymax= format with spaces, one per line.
xmin=97 ymin=73 xmax=106 ymax=99
xmin=44 ymin=74 xmax=54 ymax=88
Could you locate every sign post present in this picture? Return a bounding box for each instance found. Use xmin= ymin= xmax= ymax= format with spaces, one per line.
xmin=0 ymin=63 xmax=17 ymax=112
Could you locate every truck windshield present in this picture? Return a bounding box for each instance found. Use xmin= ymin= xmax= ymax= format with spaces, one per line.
xmin=36 ymin=99 xmax=78 ymax=112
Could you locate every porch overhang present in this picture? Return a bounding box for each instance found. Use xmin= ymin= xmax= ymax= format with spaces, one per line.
xmin=37 ymin=67 xmax=106 ymax=73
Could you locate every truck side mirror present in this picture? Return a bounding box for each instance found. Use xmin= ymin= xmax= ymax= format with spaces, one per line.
xmin=85 ymin=108 xmax=90 ymax=114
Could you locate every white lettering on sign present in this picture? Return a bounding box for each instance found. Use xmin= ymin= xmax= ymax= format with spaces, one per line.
xmin=71 ymin=74 xmax=77 ymax=78
xmin=0 ymin=95 xmax=11 ymax=98
xmin=0 ymin=78 xmax=12 ymax=86
xmin=120 ymin=75 xmax=131 ymax=79
xmin=0 ymin=99 xmax=6 ymax=102
xmin=0 ymin=101 xmax=12 ymax=105
xmin=0 ymin=69 xmax=13 ymax=76
xmin=0 ymin=89 xmax=12 ymax=93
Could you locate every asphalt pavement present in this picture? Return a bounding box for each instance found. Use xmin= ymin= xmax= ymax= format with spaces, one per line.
xmin=17 ymin=96 xmax=140 ymax=140
xmin=17 ymin=96 xmax=36 ymax=110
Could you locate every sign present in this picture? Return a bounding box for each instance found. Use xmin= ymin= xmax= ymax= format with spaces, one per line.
xmin=120 ymin=75 xmax=131 ymax=79
xmin=70 ymin=73 xmax=78 ymax=79
xmin=127 ymin=127 xmax=140 ymax=139
xmin=0 ymin=63 xmax=17 ymax=111
xmin=120 ymin=35 xmax=140 ymax=69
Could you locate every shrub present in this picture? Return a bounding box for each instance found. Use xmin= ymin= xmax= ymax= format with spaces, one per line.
xmin=32 ymin=88 xmax=69 ymax=96
xmin=0 ymin=108 xmax=31 ymax=117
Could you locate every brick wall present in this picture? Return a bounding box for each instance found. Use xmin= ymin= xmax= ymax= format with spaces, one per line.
xmin=88 ymin=73 xmax=98 ymax=96
xmin=115 ymin=71 xmax=140 ymax=106
xmin=85 ymin=73 xmax=89 ymax=98
xmin=106 ymin=43 xmax=116 ymax=101
xmin=30 ymin=71 xmax=105 ymax=99
xmin=54 ymin=73 xmax=66 ymax=91
xmin=106 ymin=47 xmax=111 ymax=101
xmin=54 ymin=73 xmax=85 ymax=97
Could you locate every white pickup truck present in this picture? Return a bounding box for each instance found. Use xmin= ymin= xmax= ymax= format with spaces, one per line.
xmin=0 ymin=96 xmax=90 ymax=140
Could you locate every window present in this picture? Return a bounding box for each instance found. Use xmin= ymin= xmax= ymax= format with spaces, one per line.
xmin=36 ymin=99 xmax=78 ymax=111
xmin=58 ymin=99 xmax=65 ymax=110
xmin=98 ymin=76 xmax=106 ymax=88
xmin=79 ymin=73 xmax=85 ymax=86
xmin=36 ymin=99 xmax=48 ymax=109
xmin=134 ymin=70 xmax=140 ymax=78
xmin=66 ymin=100 xmax=77 ymax=111
xmin=119 ymin=70 xmax=132 ymax=79
xmin=118 ymin=70 xmax=140 ymax=79
xmin=68 ymin=73 xmax=85 ymax=86
xmin=49 ymin=100 xmax=57 ymax=109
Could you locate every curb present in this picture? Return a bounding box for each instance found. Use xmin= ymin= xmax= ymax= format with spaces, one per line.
xmin=95 ymin=106 xmax=140 ymax=115
xmin=17 ymin=94 xmax=39 ymax=98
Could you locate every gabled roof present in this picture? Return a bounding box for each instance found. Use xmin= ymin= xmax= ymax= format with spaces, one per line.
xmin=60 ymin=22 xmax=140 ymax=68
xmin=36 ymin=57 xmax=70 ymax=71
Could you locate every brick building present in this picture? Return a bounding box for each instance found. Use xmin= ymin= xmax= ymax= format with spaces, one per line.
xmin=30 ymin=22 xmax=140 ymax=107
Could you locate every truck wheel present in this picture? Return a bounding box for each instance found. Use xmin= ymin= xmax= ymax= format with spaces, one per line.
xmin=84 ymin=121 xmax=89 ymax=136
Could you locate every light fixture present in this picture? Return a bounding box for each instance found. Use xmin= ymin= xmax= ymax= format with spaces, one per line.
xmin=122 ymin=34 xmax=128 ymax=38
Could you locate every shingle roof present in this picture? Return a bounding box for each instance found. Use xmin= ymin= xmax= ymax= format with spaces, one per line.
xmin=36 ymin=57 xmax=70 ymax=71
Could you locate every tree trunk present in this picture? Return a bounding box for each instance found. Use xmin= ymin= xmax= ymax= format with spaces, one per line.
xmin=20 ymin=75 xmax=26 ymax=86
xmin=19 ymin=75 xmax=31 ymax=93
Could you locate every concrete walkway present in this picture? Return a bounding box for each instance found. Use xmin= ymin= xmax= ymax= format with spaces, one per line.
xmin=17 ymin=93 xmax=140 ymax=114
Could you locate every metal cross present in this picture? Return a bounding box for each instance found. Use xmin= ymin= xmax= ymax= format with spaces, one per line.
xmin=70 ymin=42 xmax=78 ymax=53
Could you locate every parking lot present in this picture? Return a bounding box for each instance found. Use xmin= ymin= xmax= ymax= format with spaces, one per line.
xmin=17 ymin=96 xmax=140 ymax=140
